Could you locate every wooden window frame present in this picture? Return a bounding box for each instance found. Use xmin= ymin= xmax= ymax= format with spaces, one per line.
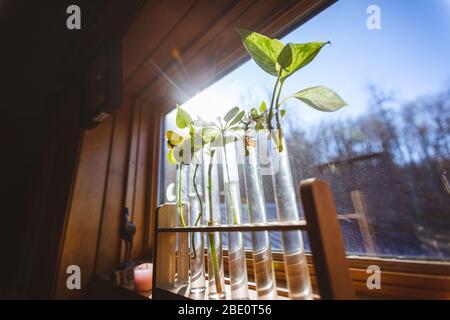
xmin=140 ymin=0 xmax=450 ymax=299
xmin=148 ymin=104 xmax=450 ymax=300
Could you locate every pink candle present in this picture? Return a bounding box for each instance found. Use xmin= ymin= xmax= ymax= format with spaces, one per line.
xmin=134 ymin=263 xmax=153 ymax=292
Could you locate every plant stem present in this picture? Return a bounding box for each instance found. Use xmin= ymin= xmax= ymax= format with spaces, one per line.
xmin=177 ymin=165 xmax=186 ymax=227
xmin=267 ymin=76 xmax=281 ymax=131
xmin=191 ymin=163 xmax=203 ymax=259
xmin=243 ymin=123 xmax=250 ymax=157
xmin=274 ymin=80 xmax=285 ymax=153
xmin=193 ymin=164 xmax=203 ymax=225
xmin=207 ymin=151 xmax=215 ymax=222
xmin=207 ymin=150 xmax=222 ymax=294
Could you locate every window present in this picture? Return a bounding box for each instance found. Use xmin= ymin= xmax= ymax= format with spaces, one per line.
xmin=159 ymin=0 xmax=450 ymax=261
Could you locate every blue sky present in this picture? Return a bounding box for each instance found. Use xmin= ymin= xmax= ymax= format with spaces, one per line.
xmin=166 ymin=0 xmax=450 ymax=129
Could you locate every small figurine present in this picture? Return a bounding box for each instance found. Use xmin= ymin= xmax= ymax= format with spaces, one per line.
xmin=119 ymin=207 xmax=136 ymax=265
xmin=112 ymin=207 xmax=137 ymax=285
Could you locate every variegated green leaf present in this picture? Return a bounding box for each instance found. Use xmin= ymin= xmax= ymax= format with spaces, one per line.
xmin=237 ymin=28 xmax=285 ymax=77
xmin=176 ymin=105 xmax=192 ymax=129
xmin=277 ymin=42 xmax=329 ymax=80
xmin=293 ymin=86 xmax=347 ymax=112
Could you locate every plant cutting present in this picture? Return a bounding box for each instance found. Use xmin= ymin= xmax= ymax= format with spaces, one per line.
xmin=237 ymin=28 xmax=346 ymax=299
xmin=203 ymin=147 xmax=225 ymax=298
xmin=187 ymin=162 xmax=206 ymax=292
xmin=167 ymin=105 xmax=243 ymax=298
xmin=166 ymin=106 xmax=208 ymax=231
xmin=238 ymin=106 xmax=279 ymax=299
xmin=237 ymin=29 xmax=346 ymax=152
xmin=166 ymin=105 xmax=209 ymax=288
xmin=192 ymin=107 xmax=249 ymax=299
xmin=166 ymin=128 xmax=190 ymax=287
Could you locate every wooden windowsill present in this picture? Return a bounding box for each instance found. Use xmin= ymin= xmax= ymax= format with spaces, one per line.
xmin=88 ymin=275 xmax=152 ymax=300
xmin=152 ymin=280 xmax=298 ymax=300
xmin=93 ymin=252 xmax=450 ymax=300
xmin=236 ymin=251 xmax=450 ymax=299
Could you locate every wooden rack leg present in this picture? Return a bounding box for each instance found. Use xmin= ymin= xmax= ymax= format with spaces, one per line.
xmin=152 ymin=204 xmax=177 ymax=289
xmin=300 ymin=179 xmax=356 ymax=300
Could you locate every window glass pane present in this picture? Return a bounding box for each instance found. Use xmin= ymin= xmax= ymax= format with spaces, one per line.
xmin=160 ymin=0 xmax=450 ymax=260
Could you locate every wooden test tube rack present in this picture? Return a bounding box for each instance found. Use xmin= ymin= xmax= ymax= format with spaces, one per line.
xmin=152 ymin=178 xmax=356 ymax=300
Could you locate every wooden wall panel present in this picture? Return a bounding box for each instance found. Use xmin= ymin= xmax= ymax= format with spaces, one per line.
xmin=121 ymin=101 xmax=140 ymax=262
xmin=130 ymin=102 xmax=152 ymax=260
xmin=0 ymin=0 xmax=145 ymax=299
xmin=124 ymin=0 xmax=251 ymax=102
xmin=53 ymin=98 xmax=155 ymax=297
xmin=94 ymin=100 xmax=133 ymax=277
xmin=25 ymin=88 xmax=83 ymax=298
xmin=146 ymin=0 xmax=240 ymax=75
xmin=54 ymin=98 xmax=149 ymax=298
xmin=123 ymin=0 xmax=196 ymax=82
xmin=124 ymin=105 xmax=140 ymax=210
xmin=147 ymin=106 xmax=163 ymax=257
xmin=0 ymin=88 xmax=83 ymax=298
xmin=55 ymin=119 xmax=114 ymax=299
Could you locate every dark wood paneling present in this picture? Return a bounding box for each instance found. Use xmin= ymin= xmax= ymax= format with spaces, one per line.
xmin=122 ymin=101 xmax=141 ymax=260
xmin=55 ymin=119 xmax=114 ymax=299
xmin=0 ymin=0 xmax=145 ymax=299
xmin=130 ymin=102 xmax=152 ymax=260
xmin=0 ymin=0 xmax=106 ymax=116
xmin=0 ymin=87 xmax=83 ymax=298
xmin=125 ymin=0 xmax=253 ymax=101
xmin=24 ymin=88 xmax=83 ymax=299
xmin=123 ymin=0 xmax=197 ymax=82
xmin=94 ymin=99 xmax=133 ymax=277
xmin=147 ymin=106 xmax=163 ymax=258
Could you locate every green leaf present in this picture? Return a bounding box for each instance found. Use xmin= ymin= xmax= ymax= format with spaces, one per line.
xmin=228 ymin=110 xmax=245 ymax=127
xmin=276 ymin=46 xmax=292 ymax=71
xmin=277 ymin=42 xmax=329 ymax=80
xmin=293 ymin=86 xmax=347 ymax=112
xmin=224 ymin=107 xmax=240 ymax=122
xmin=237 ymin=28 xmax=285 ymax=77
xmin=255 ymin=122 xmax=264 ymax=131
xmin=165 ymin=130 xmax=184 ymax=149
xmin=167 ymin=149 xmax=177 ymax=165
xmin=259 ymin=101 xmax=267 ymax=113
xmin=176 ymin=105 xmax=192 ymax=129
xmin=280 ymin=109 xmax=286 ymax=118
